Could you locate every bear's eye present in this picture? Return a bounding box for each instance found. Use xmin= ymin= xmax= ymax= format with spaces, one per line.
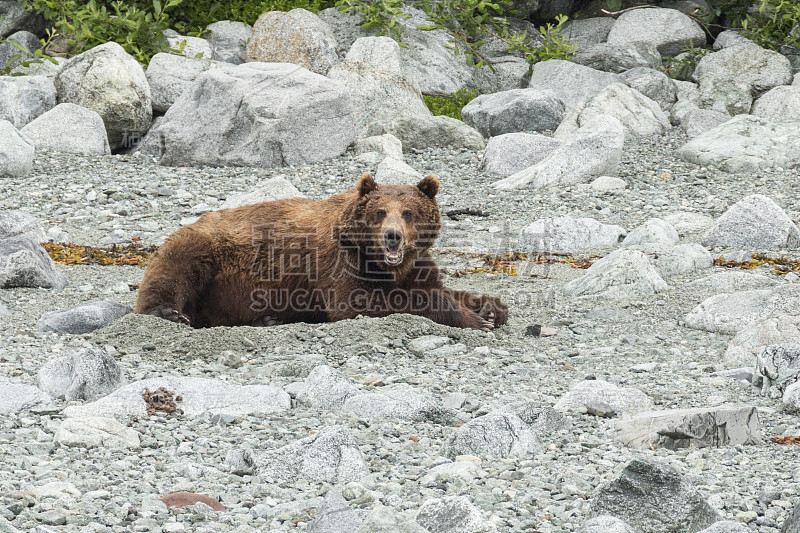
xmin=376 ymin=209 xmax=386 ymax=220
xmin=402 ymin=210 xmax=413 ymax=222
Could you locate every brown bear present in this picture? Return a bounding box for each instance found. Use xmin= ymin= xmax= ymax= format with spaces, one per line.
xmin=134 ymin=174 xmax=508 ymax=331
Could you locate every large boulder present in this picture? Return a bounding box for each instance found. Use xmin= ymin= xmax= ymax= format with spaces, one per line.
xmin=37 ymin=347 xmax=126 ymax=401
xmin=461 ymin=89 xmax=565 ymax=137
xmin=0 ymin=1 xmax=46 ymax=38
xmin=592 ymin=458 xmax=721 ymax=533
xmin=246 ymin=8 xmax=338 ymax=75
xmin=561 ymin=249 xmax=669 ymax=300
xmin=622 ymin=218 xmax=679 ymax=247
xmin=479 ymin=132 xmax=561 ymax=177
xmin=0 ymin=75 xmax=55 ymax=128
xmin=701 ymin=194 xmax=800 ymax=250
xmin=443 ymin=410 xmax=544 ymax=459
xmin=613 ymin=406 xmax=761 ymax=449
xmin=20 ymin=103 xmax=110 ymax=155
xmin=0 ymin=210 xmax=46 ymax=242
xmin=558 ymin=18 xmax=615 ymax=48
xmin=36 ymin=300 xmax=132 ymax=334
xmin=0 ymin=377 xmax=53 ymax=414
xmin=554 ymin=379 xmax=654 ymax=416
xmin=684 ymin=285 xmax=800 ymax=335
xmin=556 ymin=82 xmax=671 ymax=139
xmin=620 ymin=67 xmax=678 ymax=111
xmin=518 ymin=215 xmax=626 ymax=252
xmin=0 ymin=119 xmax=33 ymax=177
xmin=493 ymin=115 xmax=624 ymax=190
xmin=366 ymin=115 xmax=485 ymax=152
xmin=343 ymin=386 xmax=457 ymax=424
xmin=146 ymin=53 xmax=234 ymax=113
xmin=573 ymin=41 xmax=662 ymax=74
xmin=415 ymin=496 xmax=497 ymax=533
xmin=0 ymin=235 xmax=67 ymax=289
xmin=528 ymin=60 xmax=622 ymax=111
xmin=755 ymin=344 xmax=800 ymax=398
xmin=327 ymin=37 xmax=430 ymax=136
xmin=54 ymin=417 xmax=140 ymax=449
xmin=606 ymin=8 xmax=706 ymax=56
xmin=724 ymin=314 xmax=800 ymax=367
xmin=751 ymin=85 xmax=800 ymax=123
xmin=55 ymin=42 xmax=152 ymax=150
xmin=677 ymin=116 xmax=800 ymax=174
xmin=204 ymin=20 xmax=252 ymax=64
xmin=142 ymin=63 xmax=355 ymax=168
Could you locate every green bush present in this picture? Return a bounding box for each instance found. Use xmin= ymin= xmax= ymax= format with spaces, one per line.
xmin=705 ymin=0 xmax=799 ymax=51
xmin=423 ymin=89 xmax=479 ymax=120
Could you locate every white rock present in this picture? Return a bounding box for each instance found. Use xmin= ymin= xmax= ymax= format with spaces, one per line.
xmin=561 ymin=249 xmax=668 ymax=299
xmin=702 ymin=194 xmax=800 ymax=250
xmin=54 ymin=416 xmax=140 ymax=449
xmin=519 ymin=215 xmax=626 ymax=252
xmin=289 ymin=365 xmax=360 ymax=411
xmin=0 ymin=75 xmax=55 ymax=128
xmin=220 ymin=177 xmax=303 ymax=209
xmin=20 ymin=103 xmax=110 ymax=155
xmin=578 ymin=515 xmax=639 ymax=533
xmin=0 ymin=377 xmax=53 ymax=414
xmin=375 ymin=157 xmax=422 ymax=184
xmin=663 ymin=212 xmax=714 ymax=236
xmin=164 ymin=34 xmax=212 ymax=59
xmin=342 ymin=385 xmax=456 ymax=424
xmin=554 ymin=379 xmax=654 ymax=415
xmin=725 ymin=314 xmax=800 ymax=367
xmin=0 ymin=210 xmax=46 ymax=242
xmin=620 ymin=67 xmax=678 ymax=111
xmin=713 ymin=30 xmax=753 ymax=50
xmin=528 ymin=59 xmax=621 ymax=111
xmin=146 ymin=53 xmax=234 ymax=114
xmin=606 ymin=8 xmax=706 ymax=56
xmin=0 ymin=119 xmax=33 ymax=177
xmin=461 ymin=89 xmax=566 ymax=137
xmin=479 ymin=132 xmax=561 ymax=177
xmin=590 ymin=176 xmax=627 ymax=192
xmin=622 ymin=218 xmax=679 ymax=247
xmin=684 ymin=285 xmax=800 ymax=335
xmin=0 ymin=236 xmax=67 ymax=289
xmin=354 ymin=134 xmax=403 ymax=163
xmin=689 ymin=271 xmax=777 ymax=293
xmin=751 ymin=86 xmax=800 ymax=123
xmin=37 ymin=346 xmax=126 ymax=401
xmin=649 ymin=243 xmax=713 ymax=278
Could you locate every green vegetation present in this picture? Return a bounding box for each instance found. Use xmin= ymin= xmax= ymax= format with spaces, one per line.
xmin=662 ymin=42 xmax=710 ymax=80
xmin=423 ymin=89 xmax=479 ymax=120
xmin=0 ymin=31 xmax=58 ymax=75
xmin=703 ymin=0 xmax=799 ymax=51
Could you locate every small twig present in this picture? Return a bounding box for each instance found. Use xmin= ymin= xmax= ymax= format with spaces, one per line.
xmin=600 ymin=4 xmax=662 ymax=17
xmin=445 ymin=208 xmax=490 ymax=221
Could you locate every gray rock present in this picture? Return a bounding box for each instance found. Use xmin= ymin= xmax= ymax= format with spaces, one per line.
xmin=578 ymin=515 xmax=640 ymax=533
xmin=476 ymin=17 xmax=542 ymax=59
xmin=528 ymin=60 xmax=622 ymax=111
xmin=62 ymin=376 xmax=290 ymax=419
xmin=20 ymin=103 xmax=110 ymax=155
xmin=613 ymin=406 xmax=761 ymax=449
xmin=561 ymin=249 xmax=669 ymax=300
xmin=0 ymin=2 xmax=45 ymax=38
xmin=327 ymin=38 xmax=430 ymax=135
xmin=606 ymin=8 xmax=706 ymax=56
xmin=54 ymin=416 xmax=140 ymax=449
xmin=367 ymin=115 xmax=485 ymax=153
xmin=164 ymin=33 xmax=212 ymax=60
xmin=289 ymin=365 xmax=361 ymax=411
xmin=220 ymin=177 xmax=303 ymax=210
xmin=144 ymin=63 xmax=355 ymax=168
xmin=252 ymin=425 xmax=369 ymax=484
xmin=479 ymin=132 xmax=560 ymax=177
xmin=443 ymin=410 xmax=544 ymax=459
xmin=462 ymin=89 xmax=566 ymax=137
xmin=689 ymin=271 xmax=776 ymax=293
xmin=679 ymin=105 xmax=730 ymax=138
xmin=697 ymin=77 xmax=753 ymax=115
xmin=574 ymin=42 xmax=662 ymax=74
xmin=375 ymin=157 xmax=422 ymax=184
xmin=558 ymin=17 xmax=615 ymax=47
xmin=469 ymin=55 xmax=531 ymax=94
xmin=415 ymin=496 xmax=497 ymax=533
xmin=36 ymin=300 xmax=131 ymax=335
xmin=37 ymin=346 xmax=125 ymax=401
xmin=755 ymin=344 xmax=800 ymax=397
xmin=355 ymin=134 xmax=403 ymax=161
xmin=146 ymin=53 xmax=233 ymax=113
xmin=55 ymin=42 xmax=152 ymax=150
xmin=590 ymin=175 xmax=627 ymax=192
xmin=308 ymin=491 xmax=366 ymax=533
xmin=408 ymin=335 xmax=451 ymax=355
xmin=0 ymin=235 xmax=67 ymax=289
xmin=0 ymin=209 xmax=46 ymax=242
xmin=782 ymin=380 xmax=800 ymax=413
xmin=359 ymin=503 xmax=427 ymax=533
xmin=649 ymin=243 xmax=713 ymax=278
xmin=556 ymin=83 xmax=671 ymax=140
xmin=663 ymin=212 xmax=714 ymax=236
xmin=725 ymin=314 xmax=800 ymax=367
xmin=246 ymin=8 xmax=338 ymax=75
xmin=0 ymin=75 xmax=55 ymax=128
xmin=622 ymin=218 xmax=679 ymax=247
xmin=674 ymin=80 xmax=702 ymax=105
xmin=420 ymin=460 xmax=482 ymax=486
xmin=698 ymin=522 xmax=750 ymax=533
xmin=751 ymin=85 xmax=800 ymax=123
xmin=9 ymin=55 xmax=63 ymax=77
xmin=0 ymin=119 xmax=32 ymax=177
xmin=0 ymin=30 xmax=38 ymax=70
xmin=494 ymin=115 xmax=624 ymax=190
xmin=620 ymin=67 xmax=678 ymax=111
xmin=586 ymin=306 xmax=634 ymax=322
xmin=784 ymin=501 xmax=800 ymax=533
xmin=555 ymin=379 xmax=654 ymax=415
xmin=518 ymin=215 xmax=626 ymax=252
xmin=0 ymin=377 xmax=53 ymax=414
xmin=713 ymin=30 xmax=753 ymax=50
xmin=702 ymin=194 xmax=800 ymax=250
xmin=204 ymin=20 xmax=252 ymax=64
xmin=684 ymin=285 xmax=800 ymax=335
xmin=343 ymin=385 xmax=457 ymax=424
xmin=592 ymin=458 xmax=721 ymax=533
xmin=677 ymin=116 xmax=800 ymax=174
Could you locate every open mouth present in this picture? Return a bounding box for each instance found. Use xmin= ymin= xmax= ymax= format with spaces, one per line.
xmin=385 ymin=247 xmax=404 ymax=265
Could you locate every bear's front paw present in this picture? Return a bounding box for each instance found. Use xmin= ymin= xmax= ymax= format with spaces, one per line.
xmin=479 ymin=297 xmax=509 ymax=328
xmin=463 ymin=311 xmax=494 ymax=332
xmin=144 ymin=306 xmax=191 ymax=326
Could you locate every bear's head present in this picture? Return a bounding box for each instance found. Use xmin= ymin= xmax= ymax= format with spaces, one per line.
xmin=336 ymin=174 xmax=442 ymax=274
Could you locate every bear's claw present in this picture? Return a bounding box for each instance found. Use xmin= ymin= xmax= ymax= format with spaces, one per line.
xmin=144 ymin=306 xmax=191 ymax=326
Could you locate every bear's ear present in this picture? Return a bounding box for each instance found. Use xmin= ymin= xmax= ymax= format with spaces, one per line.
xmin=357 ymin=174 xmax=378 ymax=197
xmin=416 ymin=175 xmax=439 ymax=199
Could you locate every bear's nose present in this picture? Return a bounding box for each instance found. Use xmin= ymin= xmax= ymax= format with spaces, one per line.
xmin=384 ymin=229 xmax=403 ymax=250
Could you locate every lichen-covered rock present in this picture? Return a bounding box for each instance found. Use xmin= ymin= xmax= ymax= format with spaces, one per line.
xmin=701 ymin=194 xmax=800 ymax=249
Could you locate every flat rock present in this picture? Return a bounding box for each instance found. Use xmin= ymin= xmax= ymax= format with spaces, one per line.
xmin=592 ymin=458 xmax=720 ymax=533
xmin=0 ymin=210 xmax=46 ymax=242
xmin=20 ymin=103 xmax=110 ymax=155
xmin=0 ymin=119 xmax=33 ymax=177
xmin=677 ymin=116 xmax=800 ymax=174
xmin=0 ymin=377 xmax=53 ymax=414
xmin=251 ymin=425 xmax=369 ymax=484
xmin=219 ymin=176 xmax=303 ymax=209
xmin=62 ymin=376 xmax=290 ymax=419
xmin=590 ymin=175 xmax=627 ymax=192
xmin=37 ymin=346 xmax=125 ymax=401
xmin=415 ymin=496 xmax=497 ymax=533
xmin=528 ymin=59 xmax=622 ymax=111
xmin=561 ymin=249 xmax=668 ymax=300
xmin=555 ymin=379 xmax=654 ymax=415
xmin=375 ymin=157 xmax=423 ymax=184
xmin=573 ymin=41 xmax=662 ymax=74
xmin=367 ymin=115 xmax=484 ymax=153
xmin=479 ymin=132 xmax=560 ymax=177
xmin=701 ymin=194 xmax=800 ymax=249
xmin=577 ymin=515 xmax=640 ymax=533
xmin=607 ymin=8 xmax=705 ymax=56
xmin=689 ymin=271 xmax=777 ymax=292
xmin=0 ymin=235 xmax=67 ymax=289
xmin=613 ymin=406 xmax=761 ymax=449
xmin=518 ymin=215 xmax=626 ymax=252
xmin=343 ymin=385 xmax=457 ymax=424
xmin=0 ymin=75 xmax=55 ymax=128
xmin=648 ymin=243 xmax=713 ymax=278
xmin=461 ymin=89 xmax=566 ymax=137
xmin=494 ymin=115 xmax=624 ymax=190
xmin=142 ymin=63 xmax=355 ymax=168
xmin=54 ymin=416 xmax=140 ymax=449
xmin=684 ymin=285 xmax=800 ymax=335
xmin=36 ymin=300 xmax=131 ymax=334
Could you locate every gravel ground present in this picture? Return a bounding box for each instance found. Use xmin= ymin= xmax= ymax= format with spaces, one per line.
xmin=2 ymin=131 xmax=800 ymax=532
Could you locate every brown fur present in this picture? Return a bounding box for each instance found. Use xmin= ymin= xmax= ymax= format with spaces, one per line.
xmin=134 ymin=174 xmax=508 ymax=330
